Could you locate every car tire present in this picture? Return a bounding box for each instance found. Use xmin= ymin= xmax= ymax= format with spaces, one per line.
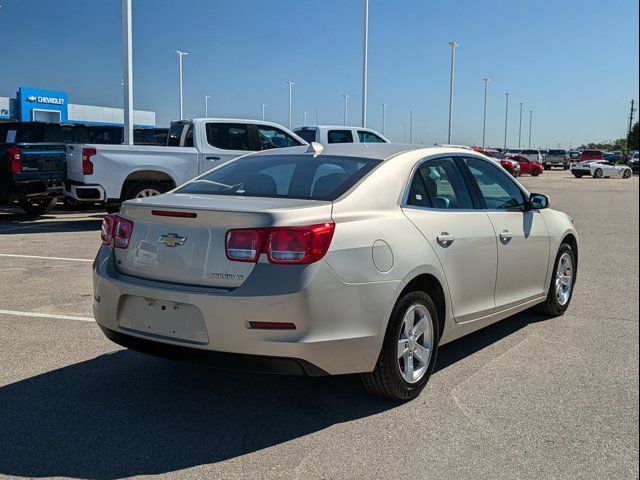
xmin=563 ymin=165 xmax=569 ymax=170
xmin=531 ymin=169 xmax=540 ymax=177
xmin=105 ymin=204 xmax=121 ymax=214
xmin=544 ymin=165 xmax=550 ymax=170
xmin=123 ymin=181 xmax=169 ymax=201
xmin=593 ymin=168 xmax=603 ymax=179
xmin=573 ymin=173 xmax=582 ymax=178
xmin=361 ymin=291 xmax=440 ymax=401
xmin=532 ymin=243 xmax=576 ymax=317
xmin=623 ymin=170 xmax=631 ymax=179
xmin=18 ymin=197 xmax=57 ymax=217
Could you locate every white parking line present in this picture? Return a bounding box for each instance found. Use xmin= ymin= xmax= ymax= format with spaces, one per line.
xmin=0 ymin=309 xmax=94 ymax=322
xmin=0 ymin=253 xmax=93 ymax=262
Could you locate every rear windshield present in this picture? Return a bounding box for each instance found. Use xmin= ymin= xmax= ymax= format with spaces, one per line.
xmin=177 ymin=154 xmax=381 ymax=201
xmin=522 ymin=149 xmax=538 ymax=155
xmin=548 ymin=150 xmax=566 ymax=155
xmin=294 ymin=129 xmax=317 ymax=143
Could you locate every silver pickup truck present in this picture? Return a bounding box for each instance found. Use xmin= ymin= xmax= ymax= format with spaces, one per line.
xmin=544 ymin=149 xmax=569 ymax=170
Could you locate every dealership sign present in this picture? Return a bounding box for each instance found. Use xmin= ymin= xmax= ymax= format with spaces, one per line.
xmin=26 ymin=95 xmax=65 ymax=105
xmin=18 ymin=86 xmax=69 ymax=122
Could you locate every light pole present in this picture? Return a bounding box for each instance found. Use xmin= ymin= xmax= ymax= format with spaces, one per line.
xmin=361 ymin=0 xmax=369 ymax=127
xmin=382 ymin=103 xmax=387 ymax=135
xmin=315 ymin=109 xmax=319 ymax=125
xmin=122 ymin=0 xmax=133 ymax=145
xmin=286 ymin=81 xmax=295 ymax=129
xmin=203 ymin=94 xmax=210 ymax=117
xmin=503 ymin=92 xmax=509 ymax=150
xmin=343 ymin=94 xmax=350 ymax=126
xmin=175 ymin=50 xmax=189 ymax=120
xmin=303 ymin=111 xmax=308 ymax=126
xmin=409 ymin=110 xmax=414 ymax=143
xmin=528 ymin=110 xmax=533 ymax=148
xmin=482 ymin=78 xmax=489 ymax=149
xmin=447 ymin=41 xmax=459 ymax=144
xmin=518 ymin=102 xmax=523 ymax=148
xmin=261 ymin=103 xmax=267 ymax=121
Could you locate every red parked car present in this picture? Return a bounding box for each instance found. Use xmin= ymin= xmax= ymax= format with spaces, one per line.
xmin=580 ymin=149 xmax=605 ymax=161
xmin=511 ymin=154 xmax=544 ymax=176
xmin=472 ymin=147 xmax=520 ymax=176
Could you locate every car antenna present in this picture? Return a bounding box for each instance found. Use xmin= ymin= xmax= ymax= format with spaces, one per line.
xmin=306 ymin=142 xmax=324 ymax=157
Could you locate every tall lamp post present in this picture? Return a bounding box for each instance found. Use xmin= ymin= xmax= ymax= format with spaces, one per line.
xmin=303 ymin=111 xmax=308 ymax=126
xmin=503 ymin=92 xmax=510 ymax=150
xmin=261 ymin=104 xmax=267 ymax=121
xmin=528 ymin=110 xmax=533 ymax=148
xmin=518 ymin=102 xmax=524 ymax=148
xmin=361 ymin=0 xmax=369 ymax=127
xmin=447 ymin=41 xmax=459 ymax=144
xmin=203 ymin=94 xmax=210 ymax=117
xmin=381 ymin=103 xmax=387 ymax=135
xmin=175 ymin=50 xmax=189 ymax=120
xmin=482 ymin=78 xmax=489 ymax=149
xmin=409 ymin=110 xmax=414 ymax=143
xmin=343 ymin=94 xmax=350 ymax=126
xmin=122 ymin=0 xmax=133 ymax=145
xmin=286 ymin=81 xmax=295 ymax=129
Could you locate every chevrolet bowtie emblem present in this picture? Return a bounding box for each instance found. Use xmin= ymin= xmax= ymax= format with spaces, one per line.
xmin=158 ymin=233 xmax=186 ymax=247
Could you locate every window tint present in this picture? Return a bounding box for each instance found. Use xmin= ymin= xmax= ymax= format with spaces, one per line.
xmin=257 ymin=125 xmax=301 ymax=150
xmin=177 ymin=154 xmax=380 ymax=200
xmin=327 ymin=130 xmax=354 ymax=144
xmin=406 ymin=157 xmax=473 ymax=209
xmin=294 ymin=128 xmax=317 ymax=143
xmin=358 ymin=131 xmax=385 ymax=143
xmin=88 ymin=126 xmax=123 ymax=144
xmin=464 ymin=157 xmax=526 ymax=210
xmin=522 ymin=149 xmax=538 ymax=155
xmin=206 ymin=123 xmax=250 ymax=150
xmin=548 ymin=150 xmax=566 ymax=155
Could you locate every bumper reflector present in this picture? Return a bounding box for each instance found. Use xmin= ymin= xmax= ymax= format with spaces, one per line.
xmin=247 ymin=321 xmax=296 ymax=330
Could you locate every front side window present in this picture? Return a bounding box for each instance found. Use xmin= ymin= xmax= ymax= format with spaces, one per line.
xmin=257 ymin=126 xmax=302 ymax=150
xmin=358 ymin=131 xmax=385 ymax=143
xmin=205 ymin=123 xmax=250 ymax=150
xmin=464 ymin=157 xmax=526 ymax=210
xmin=177 ymin=154 xmax=380 ymax=200
xmin=406 ymin=157 xmax=473 ymax=209
xmin=327 ymin=130 xmax=354 ymax=144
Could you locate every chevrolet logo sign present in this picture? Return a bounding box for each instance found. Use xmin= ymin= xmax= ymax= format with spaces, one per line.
xmin=26 ymin=96 xmax=37 ymax=102
xmin=158 ymin=233 xmax=186 ymax=247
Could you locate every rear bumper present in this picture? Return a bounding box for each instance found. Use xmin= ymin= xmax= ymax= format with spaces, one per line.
xmin=65 ymin=179 xmax=106 ymax=203
xmin=1 ymin=179 xmax=64 ymax=200
xmin=92 ymin=246 xmax=399 ymax=375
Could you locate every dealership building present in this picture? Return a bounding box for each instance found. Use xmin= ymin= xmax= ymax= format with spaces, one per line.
xmin=0 ymin=86 xmax=156 ymax=127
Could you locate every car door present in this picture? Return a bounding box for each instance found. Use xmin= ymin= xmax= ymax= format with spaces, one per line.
xmin=199 ymin=122 xmax=253 ymax=173
xmin=463 ymin=156 xmax=550 ymax=310
xmin=401 ymin=156 xmax=498 ymax=322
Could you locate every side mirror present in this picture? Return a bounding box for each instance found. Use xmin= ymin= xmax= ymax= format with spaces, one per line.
xmin=528 ymin=193 xmax=549 ymax=210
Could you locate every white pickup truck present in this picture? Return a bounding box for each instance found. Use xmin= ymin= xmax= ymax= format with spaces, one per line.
xmin=65 ymin=118 xmax=306 ymax=211
xmin=293 ymin=125 xmax=389 ymax=145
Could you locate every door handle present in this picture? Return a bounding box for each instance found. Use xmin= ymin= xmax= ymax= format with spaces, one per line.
xmin=436 ymin=233 xmax=455 ymax=245
xmin=206 ymin=156 xmax=221 ymax=161
xmin=499 ymin=230 xmax=514 ymax=242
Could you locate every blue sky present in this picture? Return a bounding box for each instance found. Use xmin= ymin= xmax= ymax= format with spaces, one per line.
xmin=1 ymin=0 xmax=638 ymax=148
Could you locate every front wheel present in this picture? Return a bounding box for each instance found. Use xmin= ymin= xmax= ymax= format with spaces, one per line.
xmin=623 ymin=170 xmax=631 ymax=179
xmin=361 ymin=291 xmax=440 ymax=401
xmin=573 ymin=173 xmax=583 ymax=178
xmin=19 ymin=197 xmax=57 ymax=217
xmin=533 ymin=243 xmax=576 ymax=316
xmin=531 ymin=169 xmax=540 ymax=177
xmin=593 ymin=168 xmax=603 ymax=178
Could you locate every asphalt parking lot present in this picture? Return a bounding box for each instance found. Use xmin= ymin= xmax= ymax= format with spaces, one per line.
xmin=0 ymin=169 xmax=638 ymax=480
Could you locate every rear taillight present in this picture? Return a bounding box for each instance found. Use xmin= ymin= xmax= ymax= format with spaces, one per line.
xmin=225 ymin=228 xmax=267 ymax=262
xmin=7 ymin=147 xmax=21 ymax=174
xmin=225 ymin=223 xmax=335 ymax=265
xmin=100 ymin=214 xmax=133 ymax=249
xmin=82 ymin=148 xmax=96 ymax=175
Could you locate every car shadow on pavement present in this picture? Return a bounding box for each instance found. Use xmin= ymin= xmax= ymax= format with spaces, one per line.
xmin=0 ymin=217 xmax=103 ymax=234
xmin=0 ymin=310 xmax=549 ymax=479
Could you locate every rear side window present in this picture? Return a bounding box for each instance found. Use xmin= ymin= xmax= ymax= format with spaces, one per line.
xmin=177 ymin=154 xmax=381 ymax=200
xmin=88 ymin=126 xmax=122 ymax=144
xmin=358 ymin=131 xmax=385 ymax=143
xmin=294 ymin=128 xmax=317 ymax=143
xmin=206 ymin=123 xmax=250 ymax=150
xmin=406 ymin=157 xmax=473 ymax=209
xmin=327 ymin=130 xmax=354 ymax=144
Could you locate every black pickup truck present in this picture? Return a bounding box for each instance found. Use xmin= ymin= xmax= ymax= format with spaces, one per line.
xmin=0 ymin=122 xmax=89 ymax=216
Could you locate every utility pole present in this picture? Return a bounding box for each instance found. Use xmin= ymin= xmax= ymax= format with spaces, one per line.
xmin=518 ymin=102 xmax=523 ymax=148
xmin=303 ymin=111 xmax=308 ymax=126
xmin=503 ymin=93 xmax=509 ymax=150
xmin=343 ymin=94 xmax=350 ymax=126
xmin=381 ymin=103 xmax=387 ymax=135
xmin=286 ymin=81 xmax=295 ymax=129
xmin=409 ymin=110 xmax=414 ymax=143
xmin=361 ymin=0 xmax=369 ymax=127
xmin=315 ymin=109 xmax=319 ymax=125
xmin=447 ymin=41 xmax=459 ymax=144
xmin=528 ymin=110 xmax=533 ymax=148
xmin=482 ymin=79 xmax=489 ymax=149
xmin=122 ymin=0 xmax=133 ymax=145
xmin=627 ymin=99 xmax=636 ymax=152
xmin=261 ymin=103 xmax=267 ymax=121
xmin=175 ymin=50 xmax=189 ymax=120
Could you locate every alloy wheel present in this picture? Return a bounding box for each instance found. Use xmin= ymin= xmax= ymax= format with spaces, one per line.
xmin=555 ymin=252 xmax=574 ymax=306
xmin=397 ymin=304 xmax=434 ymax=384
xmin=135 ymin=188 xmax=161 ymax=198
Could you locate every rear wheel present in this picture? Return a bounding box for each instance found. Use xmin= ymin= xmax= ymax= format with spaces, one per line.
xmin=361 ymin=291 xmax=439 ymax=401
xmin=533 ymin=243 xmax=576 ymax=317
xmin=544 ymin=165 xmax=550 ymax=170
xmin=123 ymin=181 xmax=169 ymax=201
xmin=593 ymin=168 xmax=603 ymax=178
xmin=573 ymin=173 xmax=583 ymax=178
xmin=18 ymin=197 xmax=57 ymax=217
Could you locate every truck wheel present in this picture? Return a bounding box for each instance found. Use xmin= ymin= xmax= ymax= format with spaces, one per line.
xmin=19 ymin=197 xmax=57 ymax=217
xmin=563 ymin=165 xmax=569 ymax=170
xmin=124 ymin=181 xmax=168 ymax=201
xmin=574 ymin=173 xmax=582 ymax=178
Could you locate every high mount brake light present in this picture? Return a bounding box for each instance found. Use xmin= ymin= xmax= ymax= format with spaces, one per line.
xmin=100 ymin=214 xmax=134 ymax=249
xmin=225 ymin=223 xmax=335 ymax=265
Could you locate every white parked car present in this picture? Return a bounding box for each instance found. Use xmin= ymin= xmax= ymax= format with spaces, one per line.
xmin=293 ymin=125 xmax=389 ymax=145
xmin=93 ymin=143 xmax=578 ymax=401
xmin=571 ymin=160 xmax=632 ymax=178
xmin=513 ymin=148 xmax=544 ymax=163
xmin=65 ymin=118 xmax=307 ymax=211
